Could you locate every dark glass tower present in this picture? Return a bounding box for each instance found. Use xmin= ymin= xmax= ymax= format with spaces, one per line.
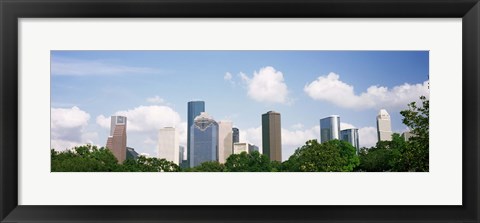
xmin=232 ymin=127 xmax=239 ymax=143
xmin=262 ymin=111 xmax=282 ymax=162
xmin=190 ymin=112 xmax=218 ymax=167
xmin=187 ymin=101 xmax=205 ymax=166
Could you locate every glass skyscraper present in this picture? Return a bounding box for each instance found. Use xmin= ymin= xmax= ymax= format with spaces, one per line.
xmin=320 ymin=115 xmax=340 ymax=143
xmin=187 ymin=101 xmax=205 ymax=166
xmin=232 ymin=127 xmax=239 ymax=143
xmin=190 ymin=112 xmax=218 ymax=167
xmin=340 ymin=128 xmax=360 ymax=154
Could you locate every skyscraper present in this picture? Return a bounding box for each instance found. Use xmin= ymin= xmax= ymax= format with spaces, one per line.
xmin=232 ymin=127 xmax=239 ymax=143
xmin=218 ymin=121 xmax=233 ymax=163
xmin=377 ymin=109 xmax=393 ymax=141
xmin=179 ymin=145 xmax=185 ymax=164
xmin=158 ymin=127 xmax=179 ymax=165
xmin=106 ymin=116 xmax=127 ymax=163
xmin=187 ymin=101 xmax=205 ymax=166
xmin=320 ymin=115 xmax=340 ymax=143
xmin=262 ymin=111 xmax=282 ymax=162
xmin=340 ymin=128 xmax=360 ymax=154
xmin=126 ymin=147 xmax=139 ymax=160
xmin=190 ymin=112 xmax=218 ymax=167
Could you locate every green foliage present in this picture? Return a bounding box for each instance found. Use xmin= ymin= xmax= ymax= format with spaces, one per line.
xmin=119 ymin=156 xmax=179 ymax=172
xmin=224 ymin=151 xmax=273 ymax=172
xmin=396 ymin=95 xmax=429 ymax=171
xmin=283 ymin=139 xmax=359 ymax=172
xmin=51 ymin=145 xmax=179 ymax=172
xmin=187 ymin=161 xmax=225 ymax=172
xmin=356 ymin=133 xmax=404 ymax=172
xmin=51 ymin=145 xmax=118 ymax=172
xmin=356 ymin=96 xmax=429 ymax=172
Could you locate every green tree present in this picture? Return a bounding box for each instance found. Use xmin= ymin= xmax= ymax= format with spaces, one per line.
xmin=283 ymin=139 xmax=359 ymax=172
xmin=189 ymin=161 xmax=225 ymax=172
xmin=356 ymin=133 xmax=405 ymax=172
xmin=395 ymin=95 xmax=429 ymax=171
xmin=224 ymin=151 xmax=272 ymax=172
xmin=119 ymin=155 xmax=179 ymax=172
xmin=51 ymin=145 xmax=119 ymax=172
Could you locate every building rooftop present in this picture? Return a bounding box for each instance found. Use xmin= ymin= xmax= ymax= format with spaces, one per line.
xmin=378 ymin=109 xmax=390 ymax=118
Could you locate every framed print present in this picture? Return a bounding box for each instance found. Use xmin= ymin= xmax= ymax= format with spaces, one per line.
xmin=1 ymin=0 xmax=479 ymax=222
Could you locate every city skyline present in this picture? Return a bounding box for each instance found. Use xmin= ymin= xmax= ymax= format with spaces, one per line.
xmin=51 ymin=51 xmax=429 ymax=161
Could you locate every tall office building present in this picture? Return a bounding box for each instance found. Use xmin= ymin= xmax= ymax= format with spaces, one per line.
xmin=126 ymin=147 xmax=139 ymax=160
xmin=190 ymin=112 xmax=218 ymax=167
xmin=320 ymin=115 xmax=340 ymax=143
xmin=218 ymin=121 xmax=233 ymax=163
xmin=158 ymin=127 xmax=179 ymax=165
xmin=179 ymin=145 xmax=185 ymax=164
xmin=232 ymin=127 xmax=240 ymax=143
xmin=377 ymin=109 xmax=393 ymax=141
xmin=340 ymin=128 xmax=360 ymax=154
xmin=262 ymin=111 xmax=282 ymax=162
xmin=106 ymin=116 xmax=127 ymax=163
xmin=187 ymin=101 xmax=205 ymax=166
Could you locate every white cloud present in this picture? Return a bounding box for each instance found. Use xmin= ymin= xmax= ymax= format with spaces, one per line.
xmin=224 ymin=72 xmax=233 ymax=80
xmin=51 ymin=106 xmax=97 ymax=150
xmin=340 ymin=122 xmax=356 ymax=130
xmin=96 ymin=105 xmax=187 ymax=157
xmin=96 ymin=105 xmax=181 ymax=132
xmin=282 ymin=126 xmax=318 ymax=146
xmin=51 ymin=57 xmax=159 ymax=76
xmin=146 ymin=96 xmax=165 ymax=104
xmin=239 ymin=66 xmax=291 ymax=104
xmin=358 ymin=126 xmax=378 ymax=148
xmin=239 ymin=126 xmax=262 ymax=149
xmin=224 ymin=72 xmax=236 ymax=85
xmin=291 ymin=123 xmax=304 ymax=129
xmin=304 ymin=72 xmax=429 ymax=110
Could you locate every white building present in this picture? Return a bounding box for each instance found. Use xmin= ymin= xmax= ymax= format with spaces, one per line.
xmin=217 ymin=121 xmax=233 ymax=163
xmin=376 ymin=109 xmax=393 ymax=141
xmin=158 ymin=127 xmax=179 ymax=165
xmin=233 ymin=142 xmax=249 ymax=154
xmin=233 ymin=142 xmax=259 ymax=155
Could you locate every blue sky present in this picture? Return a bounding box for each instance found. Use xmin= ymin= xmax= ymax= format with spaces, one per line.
xmin=50 ymin=51 xmax=429 ymax=161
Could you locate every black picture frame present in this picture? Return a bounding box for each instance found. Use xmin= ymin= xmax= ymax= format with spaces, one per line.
xmin=1 ymin=0 xmax=479 ymax=222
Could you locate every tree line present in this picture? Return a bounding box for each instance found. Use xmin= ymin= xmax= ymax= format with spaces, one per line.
xmin=52 ymin=96 xmax=428 ymax=172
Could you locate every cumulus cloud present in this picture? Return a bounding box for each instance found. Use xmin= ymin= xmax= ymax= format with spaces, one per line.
xmin=224 ymin=72 xmax=233 ymax=81
xmin=304 ymin=72 xmax=429 ymax=110
xmin=239 ymin=66 xmax=291 ymax=104
xmin=51 ymin=106 xmax=97 ymax=150
xmin=96 ymin=106 xmax=188 ymax=156
xmin=282 ymin=126 xmax=319 ymax=146
xmin=340 ymin=122 xmax=356 ymax=130
xmin=96 ymin=105 xmax=181 ymax=132
xmin=291 ymin=123 xmax=304 ymax=129
xmin=146 ymin=96 xmax=165 ymax=104
xmin=239 ymin=126 xmax=262 ymax=149
xmin=358 ymin=126 xmax=378 ymax=148
xmin=51 ymin=57 xmax=159 ymax=76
